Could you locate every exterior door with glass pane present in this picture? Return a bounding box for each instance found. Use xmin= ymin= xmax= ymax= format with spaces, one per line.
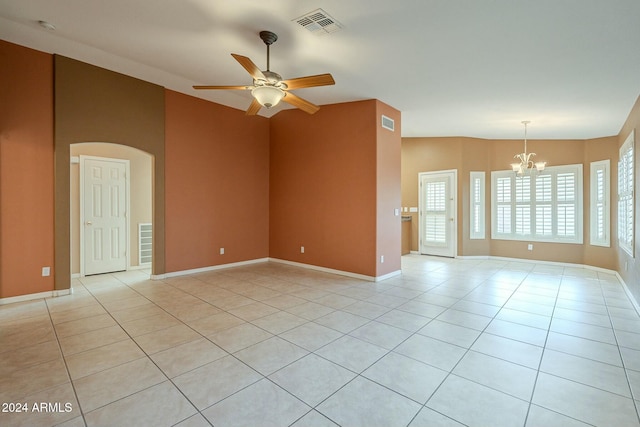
xmin=419 ymin=170 xmax=457 ymax=257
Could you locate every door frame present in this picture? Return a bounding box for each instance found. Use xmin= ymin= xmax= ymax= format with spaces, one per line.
xmin=418 ymin=169 xmax=458 ymax=257
xmin=79 ymin=155 xmax=131 ymax=277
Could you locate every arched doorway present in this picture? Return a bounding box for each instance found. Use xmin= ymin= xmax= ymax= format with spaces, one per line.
xmin=70 ymin=143 xmax=153 ymax=278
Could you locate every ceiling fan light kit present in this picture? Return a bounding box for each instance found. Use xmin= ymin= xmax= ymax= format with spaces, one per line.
xmin=251 ymin=85 xmax=284 ymax=108
xmin=193 ymin=30 xmax=335 ymax=115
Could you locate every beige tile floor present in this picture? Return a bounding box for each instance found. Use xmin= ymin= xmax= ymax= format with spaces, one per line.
xmin=2 ymin=255 xmax=640 ymax=426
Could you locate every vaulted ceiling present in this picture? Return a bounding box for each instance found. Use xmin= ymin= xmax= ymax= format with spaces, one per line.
xmin=1 ymin=0 xmax=639 ymax=139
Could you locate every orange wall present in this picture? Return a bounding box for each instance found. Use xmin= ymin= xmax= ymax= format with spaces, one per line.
xmin=376 ymin=101 xmax=402 ymax=276
xmin=0 ymin=41 xmax=55 ymax=298
xmin=164 ymin=90 xmax=270 ymax=272
xmin=269 ymin=100 xmax=380 ymax=276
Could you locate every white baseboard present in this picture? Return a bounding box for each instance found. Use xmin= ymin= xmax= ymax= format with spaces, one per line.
xmin=616 ymin=273 xmax=640 ymax=315
xmin=156 ymin=257 xmax=400 ymax=283
xmin=155 ymin=258 xmax=270 ymax=280
xmin=0 ymin=289 xmax=72 ymax=305
xmin=375 ymin=269 xmax=403 ymax=282
xmin=269 ymin=258 xmax=375 ymax=281
xmin=269 ymin=258 xmax=401 ymax=282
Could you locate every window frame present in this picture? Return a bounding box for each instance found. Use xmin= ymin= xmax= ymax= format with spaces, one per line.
xmin=590 ymin=159 xmax=610 ymax=247
xmin=618 ymin=130 xmax=635 ymax=257
xmin=491 ymin=164 xmax=583 ymax=244
xmin=470 ymin=171 xmax=486 ymax=239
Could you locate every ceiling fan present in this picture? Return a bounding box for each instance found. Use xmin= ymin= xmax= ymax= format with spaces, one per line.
xmin=193 ymin=31 xmax=335 ymax=115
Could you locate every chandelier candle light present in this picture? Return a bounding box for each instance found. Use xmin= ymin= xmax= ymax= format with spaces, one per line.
xmin=511 ymin=120 xmax=546 ymax=176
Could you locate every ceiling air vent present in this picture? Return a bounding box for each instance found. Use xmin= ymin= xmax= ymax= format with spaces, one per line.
xmin=381 ymin=115 xmax=395 ymax=131
xmin=293 ymin=9 xmax=343 ymax=35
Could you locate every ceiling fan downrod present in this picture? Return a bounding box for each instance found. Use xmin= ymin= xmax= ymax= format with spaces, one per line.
xmin=259 ymin=31 xmax=278 ymax=72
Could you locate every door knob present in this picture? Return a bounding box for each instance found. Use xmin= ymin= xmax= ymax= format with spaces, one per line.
xmin=86 ymin=221 xmax=93 ymax=225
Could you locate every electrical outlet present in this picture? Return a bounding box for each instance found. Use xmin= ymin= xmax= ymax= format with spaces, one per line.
xmin=301 ymin=246 xmax=305 ymax=254
xmin=381 ymin=255 xmax=385 ymax=263
xmin=220 ymin=248 xmax=224 ymax=255
xmin=527 ymin=244 xmax=533 ymax=251
xmin=42 ymin=267 xmax=51 ymax=277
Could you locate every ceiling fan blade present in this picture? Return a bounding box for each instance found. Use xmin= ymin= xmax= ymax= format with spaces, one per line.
xmin=282 ymin=92 xmax=320 ymax=114
xmin=281 ymin=73 xmax=335 ymax=90
xmin=231 ymin=53 xmax=266 ymax=80
xmin=193 ymin=85 xmax=251 ymax=90
xmin=245 ymin=98 xmax=262 ymax=116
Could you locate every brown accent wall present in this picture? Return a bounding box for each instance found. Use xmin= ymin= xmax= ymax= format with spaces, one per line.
xmin=0 ymin=41 xmax=54 ymax=298
xmin=164 ymin=90 xmax=270 ymax=272
xmin=376 ymin=101 xmax=402 ymax=276
xmin=269 ymin=100 xmax=381 ymax=277
xmin=54 ymin=56 xmax=165 ymax=289
xmin=402 ymin=135 xmax=618 ymax=269
xmin=618 ymin=95 xmax=640 ymax=302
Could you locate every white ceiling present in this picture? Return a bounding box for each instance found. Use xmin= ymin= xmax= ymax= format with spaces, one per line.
xmin=1 ymin=0 xmax=640 ymax=139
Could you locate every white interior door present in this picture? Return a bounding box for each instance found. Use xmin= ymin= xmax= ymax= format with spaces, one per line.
xmin=419 ymin=170 xmax=457 ymax=257
xmin=81 ymin=156 xmax=128 ymax=275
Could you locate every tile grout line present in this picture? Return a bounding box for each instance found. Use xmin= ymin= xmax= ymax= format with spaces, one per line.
xmin=43 ymin=296 xmax=89 ymax=427
xmin=6 ymin=257 xmax=637 ymax=426
xmin=75 ymin=273 xmax=217 ymax=425
xmin=411 ymin=265 xmax=539 ymax=427
xmin=599 ymin=275 xmax=640 ymax=425
xmin=521 ymin=265 xmax=564 ymax=427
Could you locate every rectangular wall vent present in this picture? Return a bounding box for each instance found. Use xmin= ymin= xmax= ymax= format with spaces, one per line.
xmin=381 ymin=115 xmax=395 ymax=131
xmin=293 ymin=8 xmax=343 ymax=35
xmin=138 ymin=223 xmax=152 ymax=265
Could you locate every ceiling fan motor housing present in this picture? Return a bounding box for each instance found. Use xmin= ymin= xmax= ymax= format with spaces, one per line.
xmin=257 ymin=70 xmax=285 ymax=87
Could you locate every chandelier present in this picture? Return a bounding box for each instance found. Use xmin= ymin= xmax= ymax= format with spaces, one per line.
xmin=511 ymin=120 xmax=546 ymax=176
